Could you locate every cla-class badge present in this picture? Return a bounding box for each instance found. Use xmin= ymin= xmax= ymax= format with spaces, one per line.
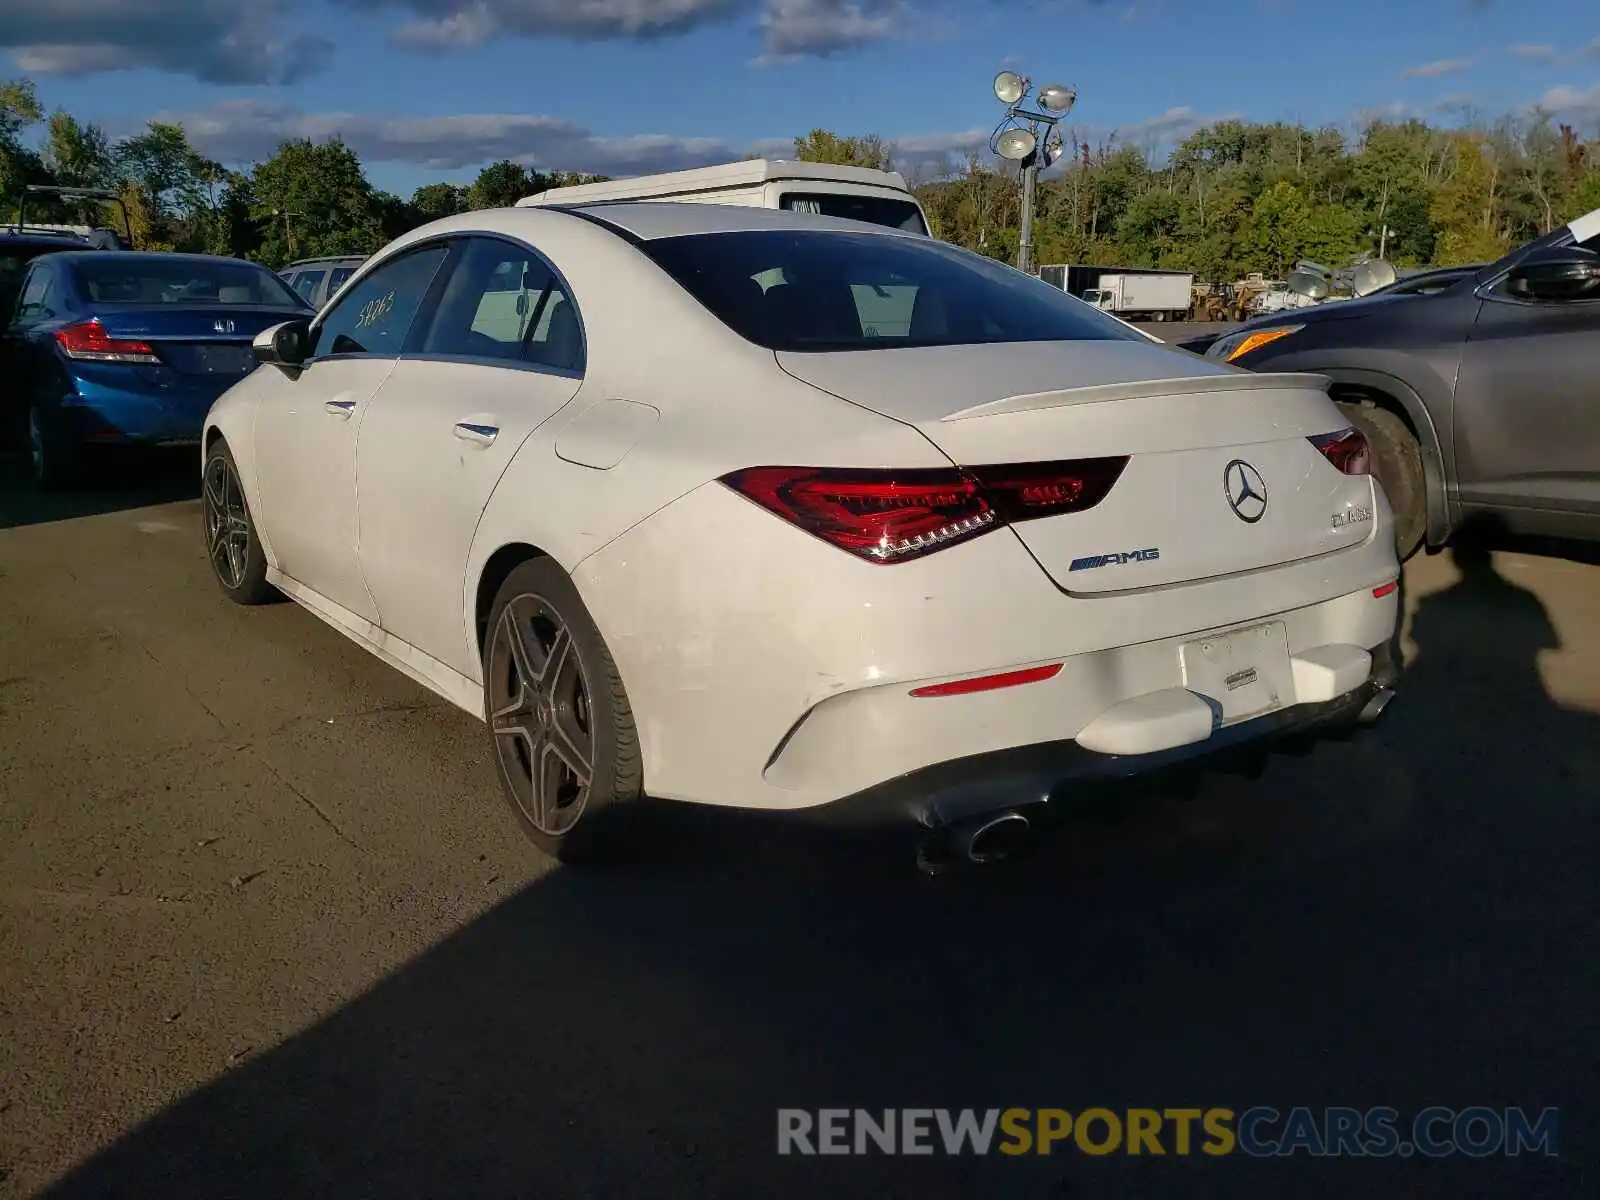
xmin=1224 ymin=460 xmax=1268 ymax=523
xmin=213 ymin=319 xmax=236 ymax=334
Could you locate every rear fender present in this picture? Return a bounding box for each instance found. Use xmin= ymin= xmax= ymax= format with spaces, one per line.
xmin=1316 ymin=367 xmax=1451 ymax=547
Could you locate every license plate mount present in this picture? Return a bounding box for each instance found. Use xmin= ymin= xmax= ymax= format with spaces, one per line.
xmin=1180 ymin=621 xmax=1293 ymax=726
xmin=193 ymin=344 xmax=253 ymax=374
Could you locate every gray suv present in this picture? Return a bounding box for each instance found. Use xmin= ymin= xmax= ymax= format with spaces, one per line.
xmin=278 ymin=256 xmax=365 ymax=310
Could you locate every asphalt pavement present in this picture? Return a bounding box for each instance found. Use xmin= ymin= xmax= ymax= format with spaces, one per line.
xmin=0 ymin=430 xmax=1595 ymax=1198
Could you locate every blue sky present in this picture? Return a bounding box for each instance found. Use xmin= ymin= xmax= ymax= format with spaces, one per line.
xmin=6 ymin=0 xmax=1598 ymax=197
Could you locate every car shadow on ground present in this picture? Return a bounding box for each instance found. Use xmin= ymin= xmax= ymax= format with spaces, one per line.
xmin=0 ymin=449 xmax=200 ymax=531
xmin=39 ymin=547 xmax=1597 ymax=1199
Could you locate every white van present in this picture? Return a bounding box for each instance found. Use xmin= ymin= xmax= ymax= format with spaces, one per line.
xmin=516 ymin=159 xmax=931 ymax=235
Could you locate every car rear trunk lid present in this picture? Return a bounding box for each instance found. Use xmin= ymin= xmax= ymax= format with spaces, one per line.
xmin=775 ymin=341 xmax=1379 ymax=592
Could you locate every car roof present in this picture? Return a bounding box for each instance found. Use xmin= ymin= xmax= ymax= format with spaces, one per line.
xmin=286 ymin=256 xmax=365 ymax=267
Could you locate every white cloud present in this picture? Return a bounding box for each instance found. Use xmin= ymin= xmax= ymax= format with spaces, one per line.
xmin=1401 ymin=57 xmax=1475 ymax=79
xmin=1510 ymin=43 xmax=1557 ymax=63
xmin=145 ymin=100 xmax=1235 ymax=183
xmin=1533 ymin=82 xmax=1600 ymax=125
xmin=1507 ymin=38 xmax=1600 ymax=67
xmin=356 ymin=0 xmax=748 ymax=51
xmin=755 ymin=0 xmax=907 ymax=62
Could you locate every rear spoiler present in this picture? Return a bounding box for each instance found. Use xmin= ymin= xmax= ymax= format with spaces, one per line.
xmin=942 ymin=372 xmax=1332 ymax=422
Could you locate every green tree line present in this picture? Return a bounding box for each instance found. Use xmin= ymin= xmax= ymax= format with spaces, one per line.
xmin=5 ymin=74 xmax=1598 ymax=278
xmin=798 ymin=117 xmax=1600 ymax=279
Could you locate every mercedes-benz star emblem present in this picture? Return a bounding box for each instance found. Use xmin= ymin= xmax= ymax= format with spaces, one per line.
xmin=1223 ymin=460 xmax=1268 ymax=523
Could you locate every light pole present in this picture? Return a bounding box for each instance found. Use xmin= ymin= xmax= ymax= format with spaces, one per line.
xmin=990 ymin=70 xmax=1075 ymax=275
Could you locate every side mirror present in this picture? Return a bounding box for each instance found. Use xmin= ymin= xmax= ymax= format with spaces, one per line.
xmin=1505 ymin=248 xmax=1600 ymax=302
xmin=253 ymin=319 xmax=312 ymax=373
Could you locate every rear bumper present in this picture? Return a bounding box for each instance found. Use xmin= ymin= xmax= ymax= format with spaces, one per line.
xmin=61 ymin=384 xmax=227 ymax=446
xmin=785 ymin=637 xmax=1399 ymax=832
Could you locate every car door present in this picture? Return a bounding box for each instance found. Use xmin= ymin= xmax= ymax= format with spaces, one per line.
xmin=355 ymin=234 xmax=586 ymax=679
xmin=1454 ymin=228 xmax=1600 ymax=520
xmin=252 ymin=243 xmax=450 ymax=623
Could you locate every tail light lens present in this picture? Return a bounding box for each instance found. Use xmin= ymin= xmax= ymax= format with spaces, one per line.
xmin=1308 ymin=427 xmax=1371 ymax=475
xmin=55 ymin=319 xmax=160 ymax=364
xmin=968 ymin=457 xmax=1128 ymax=521
xmin=720 ymin=456 xmax=1128 ymax=564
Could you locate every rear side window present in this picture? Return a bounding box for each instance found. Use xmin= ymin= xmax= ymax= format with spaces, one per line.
xmin=327 ymin=266 xmax=356 ymax=294
xmin=292 ymin=269 xmax=325 ymax=302
xmin=15 ymin=269 xmax=54 ymax=322
xmin=641 ymin=230 xmax=1145 ymax=353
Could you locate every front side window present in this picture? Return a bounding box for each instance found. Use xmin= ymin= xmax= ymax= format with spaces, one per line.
xmin=311 ymin=245 xmax=449 ymax=359
xmin=292 ymin=270 xmax=325 ymax=302
xmin=640 ymin=229 xmax=1145 ymax=353
xmin=779 ymin=192 xmax=928 ymax=235
xmin=72 ymin=258 xmax=303 ymax=306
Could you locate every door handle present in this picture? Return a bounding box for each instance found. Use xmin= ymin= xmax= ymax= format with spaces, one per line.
xmin=454 ymin=422 xmax=499 ymax=445
xmin=323 ymin=399 xmax=356 ymax=417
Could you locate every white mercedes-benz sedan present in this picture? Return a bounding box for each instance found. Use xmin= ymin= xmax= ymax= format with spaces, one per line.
xmin=202 ymin=202 xmax=1401 ymax=864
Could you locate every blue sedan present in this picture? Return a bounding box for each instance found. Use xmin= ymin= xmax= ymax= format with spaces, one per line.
xmin=1 ymin=251 xmax=314 ymax=488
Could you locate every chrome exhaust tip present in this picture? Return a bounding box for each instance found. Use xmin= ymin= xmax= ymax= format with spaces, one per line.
xmin=952 ymin=810 xmax=1032 ymax=865
xmin=1357 ymin=687 xmax=1396 ymax=725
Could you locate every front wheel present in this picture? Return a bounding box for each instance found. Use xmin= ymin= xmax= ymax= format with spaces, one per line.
xmin=1335 ymin=399 xmax=1426 ymax=560
xmin=483 ymin=558 xmax=642 ymax=862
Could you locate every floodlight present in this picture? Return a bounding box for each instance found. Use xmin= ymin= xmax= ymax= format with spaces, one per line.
xmin=995 ymin=127 xmax=1037 ymax=161
xmin=994 ymin=70 xmax=1026 ymax=105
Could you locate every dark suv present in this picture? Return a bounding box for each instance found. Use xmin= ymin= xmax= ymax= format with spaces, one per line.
xmin=1180 ymin=209 xmax=1600 ymax=557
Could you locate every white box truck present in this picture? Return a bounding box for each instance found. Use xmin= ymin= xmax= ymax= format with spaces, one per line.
xmin=517 ymin=159 xmax=930 ymax=235
xmin=1082 ymin=271 xmax=1194 ymax=321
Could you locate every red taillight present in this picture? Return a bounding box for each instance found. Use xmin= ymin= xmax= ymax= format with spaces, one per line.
xmin=968 ymin=457 xmax=1129 ymax=522
xmin=55 ymin=319 xmax=160 ymax=364
xmin=720 ymin=466 xmax=996 ymax=562
xmin=720 ymin=457 xmax=1129 ymax=564
xmin=1373 ymin=580 xmax=1399 ymax=599
xmin=909 ymin=663 xmax=1062 ymax=698
xmin=1308 ymin=427 xmax=1371 ymax=475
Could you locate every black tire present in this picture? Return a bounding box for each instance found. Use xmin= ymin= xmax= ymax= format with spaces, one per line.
xmin=202 ymin=441 xmax=275 ymax=605
xmin=1335 ymin=398 xmax=1426 ymax=560
xmin=482 ymin=557 xmax=642 ymax=863
xmin=28 ymin=404 xmax=81 ymax=492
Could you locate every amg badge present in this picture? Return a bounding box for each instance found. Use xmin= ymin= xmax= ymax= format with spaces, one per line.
xmin=1069 ymin=548 xmax=1160 ymax=572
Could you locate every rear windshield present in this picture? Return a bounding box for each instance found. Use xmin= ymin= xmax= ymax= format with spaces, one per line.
xmin=778 ymin=191 xmax=929 ymax=235
xmin=639 ymin=230 xmax=1146 ymax=352
xmin=72 ymin=258 xmax=304 ymax=307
